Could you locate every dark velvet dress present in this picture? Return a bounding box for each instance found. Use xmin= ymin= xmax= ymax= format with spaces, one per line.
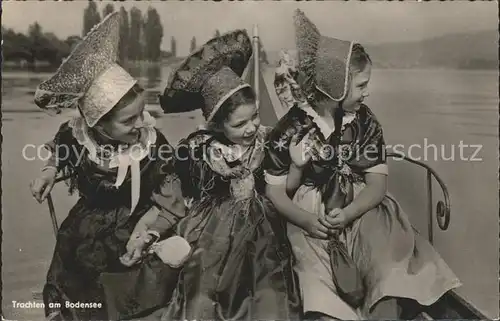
xmin=42 ymin=117 xmax=185 ymax=321
xmin=154 ymin=126 xmax=300 ymax=320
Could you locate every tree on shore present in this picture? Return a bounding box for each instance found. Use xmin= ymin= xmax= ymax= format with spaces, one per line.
xmin=118 ymin=6 xmax=129 ymax=63
xmin=258 ymin=38 xmax=269 ymax=65
xmin=128 ymin=7 xmax=143 ymax=61
xmin=102 ymin=3 xmax=115 ymax=18
xmin=171 ymin=36 xmax=177 ymax=57
xmin=143 ymin=7 xmax=164 ymax=61
xmin=82 ymin=1 xmax=101 ymax=36
xmin=190 ymin=37 xmax=197 ymax=53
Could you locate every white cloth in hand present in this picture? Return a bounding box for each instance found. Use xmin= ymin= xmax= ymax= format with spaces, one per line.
xmin=152 ymin=236 xmax=191 ymax=268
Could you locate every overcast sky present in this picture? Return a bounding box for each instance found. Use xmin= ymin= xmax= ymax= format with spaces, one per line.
xmin=2 ymin=1 xmax=497 ymax=56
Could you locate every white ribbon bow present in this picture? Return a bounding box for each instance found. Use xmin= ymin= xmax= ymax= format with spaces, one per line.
xmin=114 ymin=154 xmax=141 ymax=215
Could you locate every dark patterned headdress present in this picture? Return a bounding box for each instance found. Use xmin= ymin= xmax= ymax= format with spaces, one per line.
xmin=34 ymin=12 xmax=136 ymax=127
xmin=159 ymin=30 xmax=253 ymax=122
xmin=294 ymin=9 xmax=354 ymax=102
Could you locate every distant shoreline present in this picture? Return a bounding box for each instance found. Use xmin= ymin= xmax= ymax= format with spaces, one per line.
xmin=2 ymin=58 xmax=184 ymax=73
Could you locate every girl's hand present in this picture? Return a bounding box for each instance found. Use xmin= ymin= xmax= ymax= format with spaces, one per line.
xmin=46 ymin=311 xmax=63 ymax=321
xmin=326 ymin=208 xmax=351 ymax=230
xmin=289 ymin=127 xmax=316 ymax=169
xmin=318 ymin=214 xmax=336 ymax=231
xmin=119 ymin=231 xmax=154 ymax=267
xmin=303 ymin=215 xmax=330 ymax=240
xmin=30 ymin=167 xmax=57 ymax=203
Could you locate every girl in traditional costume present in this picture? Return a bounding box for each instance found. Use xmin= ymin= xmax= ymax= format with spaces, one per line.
xmin=141 ymin=30 xmax=300 ymax=320
xmin=264 ymin=10 xmax=461 ymax=320
xmin=29 ymin=13 xmax=186 ymax=321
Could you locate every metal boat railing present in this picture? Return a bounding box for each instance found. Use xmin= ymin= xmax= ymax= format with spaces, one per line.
xmin=386 ymin=152 xmax=451 ymax=244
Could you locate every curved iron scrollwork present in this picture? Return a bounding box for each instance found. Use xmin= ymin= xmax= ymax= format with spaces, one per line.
xmin=386 ymin=152 xmax=451 ymax=244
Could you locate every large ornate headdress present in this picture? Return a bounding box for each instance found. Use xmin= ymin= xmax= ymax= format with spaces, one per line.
xmin=159 ymin=30 xmax=253 ymax=122
xmin=294 ymin=9 xmax=354 ymax=102
xmin=34 ymin=12 xmax=136 ymax=127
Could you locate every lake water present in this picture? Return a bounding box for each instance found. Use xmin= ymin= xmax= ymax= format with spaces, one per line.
xmin=2 ymin=65 xmax=498 ymax=319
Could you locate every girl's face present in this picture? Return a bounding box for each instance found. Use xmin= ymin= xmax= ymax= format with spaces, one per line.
xmin=95 ymin=86 xmax=146 ymax=144
xmin=342 ymin=64 xmax=371 ymax=113
xmin=221 ymin=103 xmax=260 ymax=146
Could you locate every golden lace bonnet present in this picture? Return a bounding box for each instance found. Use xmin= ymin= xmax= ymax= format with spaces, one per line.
xmin=294 ymin=9 xmax=354 ymax=102
xmin=34 ymin=12 xmax=137 ymax=127
xmin=159 ymin=30 xmax=253 ymax=122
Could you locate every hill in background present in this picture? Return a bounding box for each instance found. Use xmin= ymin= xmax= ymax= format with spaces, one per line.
xmin=267 ymin=29 xmax=498 ymax=70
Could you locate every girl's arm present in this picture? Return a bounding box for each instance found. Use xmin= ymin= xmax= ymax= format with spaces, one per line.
xmin=122 ymin=173 xmax=187 ymax=267
xmin=266 ymin=183 xmax=329 ymax=239
xmin=286 ymin=127 xmax=315 ymax=198
xmin=285 ymin=163 xmax=304 ymax=198
xmin=146 ymin=172 xmax=187 ymax=236
xmin=342 ymin=107 xmax=388 ymax=222
xmin=43 ymin=121 xmax=74 ymax=172
xmin=342 ymin=172 xmax=387 ymax=222
xmin=133 ymin=138 xmax=188 ymax=238
xmin=43 ymin=152 xmax=59 ymax=172
xmin=30 ymin=122 xmax=74 ymax=202
xmin=264 ymin=119 xmax=328 ymax=238
xmin=129 ymin=175 xmax=186 ymax=239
